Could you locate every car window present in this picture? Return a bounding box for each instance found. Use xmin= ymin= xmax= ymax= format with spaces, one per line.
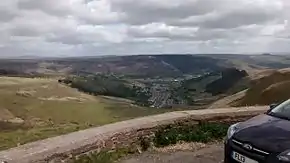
xmin=270 ymin=99 xmax=290 ymax=117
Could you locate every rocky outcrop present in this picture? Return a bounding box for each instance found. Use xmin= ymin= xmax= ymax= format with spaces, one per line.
xmin=0 ymin=106 xmax=268 ymax=163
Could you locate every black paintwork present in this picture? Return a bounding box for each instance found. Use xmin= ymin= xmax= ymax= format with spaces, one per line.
xmin=224 ymin=112 xmax=290 ymax=163
xmin=233 ymin=114 xmax=290 ymax=153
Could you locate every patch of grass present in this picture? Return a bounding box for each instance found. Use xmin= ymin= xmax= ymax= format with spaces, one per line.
xmin=0 ymin=121 xmax=27 ymax=131
xmin=0 ymin=124 xmax=82 ymax=150
xmin=154 ymin=123 xmax=229 ymax=147
xmin=227 ymin=77 xmax=251 ymax=95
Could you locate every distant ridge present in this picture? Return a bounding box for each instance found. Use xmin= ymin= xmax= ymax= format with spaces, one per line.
xmin=1 ymin=52 xmax=288 ymax=60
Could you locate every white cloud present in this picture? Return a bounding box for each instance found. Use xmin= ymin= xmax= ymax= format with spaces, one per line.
xmin=0 ymin=0 xmax=290 ymax=57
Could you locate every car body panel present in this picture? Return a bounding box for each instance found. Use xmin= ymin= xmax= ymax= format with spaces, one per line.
xmin=224 ymin=112 xmax=290 ymax=163
xmin=233 ymin=114 xmax=290 ymax=153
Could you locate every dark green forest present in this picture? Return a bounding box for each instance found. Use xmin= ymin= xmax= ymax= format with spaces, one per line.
xmin=59 ymin=75 xmax=152 ymax=106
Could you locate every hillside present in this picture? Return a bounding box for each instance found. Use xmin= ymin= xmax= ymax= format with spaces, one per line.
xmin=167 ymin=68 xmax=248 ymax=107
xmin=205 ymin=68 xmax=248 ymax=95
xmin=60 ymin=72 xmax=220 ymax=108
xmin=0 ymin=77 xmax=165 ymax=150
xmin=233 ymin=70 xmax=290 ymax=106
xmin=59 ymin=74 xmax=151 ymax=106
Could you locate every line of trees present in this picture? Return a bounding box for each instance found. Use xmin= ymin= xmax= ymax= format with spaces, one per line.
xmin=205 ymin=68 xmax=248 ymax=95
xmin=59 ymin=75 xmax=152 ymax=106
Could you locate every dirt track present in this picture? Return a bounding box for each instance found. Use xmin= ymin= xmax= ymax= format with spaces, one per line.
xmin=121 ymin=144 xmax=224 ymax=163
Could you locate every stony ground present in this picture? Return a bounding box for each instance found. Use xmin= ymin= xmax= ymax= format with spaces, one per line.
xmin=120 ymin=143 xmax=224 ymax=163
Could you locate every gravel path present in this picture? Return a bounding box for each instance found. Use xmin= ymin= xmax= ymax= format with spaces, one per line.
xmin=120 ymin=144 xmax=224 ymax=163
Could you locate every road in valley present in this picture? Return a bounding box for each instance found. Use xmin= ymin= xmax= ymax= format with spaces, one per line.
xmin=120 ymin=144 xmax=224 ymax=163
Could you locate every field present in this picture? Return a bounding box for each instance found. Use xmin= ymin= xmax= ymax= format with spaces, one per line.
xmin=0 ymin=77 xmax=165 ymax=150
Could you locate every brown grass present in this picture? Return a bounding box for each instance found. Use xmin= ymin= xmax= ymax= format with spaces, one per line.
xmin=234 ymin=71 xmax=290 ymax=106
xmin=208 ymin=90 xmax=247 ymax=109
xmin=0 ymin=77 xmax=165 ymax=150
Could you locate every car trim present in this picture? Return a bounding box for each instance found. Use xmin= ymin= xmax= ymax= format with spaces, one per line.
xmin=232 ymin=139 xmax=243 ymax=145
xmin=254 ymin=148 xmax=270 ymax=155
xmin=232 ymin=139 xmax=270 ymax=155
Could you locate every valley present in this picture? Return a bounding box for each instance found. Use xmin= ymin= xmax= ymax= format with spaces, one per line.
xmin=1 ymin=54 xmax=290 ymax=150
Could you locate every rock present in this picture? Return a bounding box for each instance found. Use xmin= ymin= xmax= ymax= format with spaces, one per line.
xmin=16 ymin=90 xmax=35 ymax=97
xmin=7 ymin=117 xmax=24 ymax=124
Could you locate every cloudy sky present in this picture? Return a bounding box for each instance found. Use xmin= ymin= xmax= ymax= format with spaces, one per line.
xmin=0 ymin=0 xmax=290 ymax=57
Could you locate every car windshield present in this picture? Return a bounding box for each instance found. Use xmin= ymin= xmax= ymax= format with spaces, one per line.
xmin=269 ymin=99 xmax=290 ymax=120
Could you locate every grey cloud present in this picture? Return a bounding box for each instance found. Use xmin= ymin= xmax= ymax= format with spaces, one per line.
xmin=10 ymin=26 xmax=41 ymax=37
xmin=127 ymin=29 xmax=211 ymax=41
xmin=45 ymin=30 xmax=100 ymax=45
xmin=46 ymin=35 xmax=86 ymax=45
xmin=7 ymin=10 xmax=69 ymax=37
xmin=199 ymin=9 xmax=281 ymax=29
xmin=168 ymin=2 xmax=283 ymax=29
xmin=111 ymin=0 xmax=284 ymax=30
xmin=17 ymin=0 xmax=72 ymax=16
xmin=44 ymin=25 xmax=123 ymax=45
xmin=93 ymin=41 xmax=197 ymax=55
xmin=0 ymin=1 xmax=18 ymax=22
xmin=267 ymin=38 xmax=290 ymax=52
xmin=0 ymin=0 xmax=290 ymax=57
xmin=127 ymin=24 xmax=264 ymax=42
xmin=127 ymin=24 xmax=197 ymax=41
xmin=45 ymin=29 xmax=93 ymax=45
xmin=0 ymin=37 xmax=76 ymax=57
xmin=110 ymin=0 xmax=220 ymax=25
xmin=0 ymin=9 xmax=17 ymax=22
xmin=76 ymin=11 xmax=121 ymax=25
xmin=18 ymin=0 xmax=121 ymax=25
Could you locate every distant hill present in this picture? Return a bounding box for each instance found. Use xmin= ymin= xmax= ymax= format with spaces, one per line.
xmin=0 ymin=55 xmax=230 ymax=78
xmin=55 ymin=55 xmax=229 ymax=77
xmin=154 ymin=55 xmax=224 ymax=74
xmin=2 ymin=54 xmax=290 ymax=78
xmin=202 ymin=54 xmax=290 ymax=70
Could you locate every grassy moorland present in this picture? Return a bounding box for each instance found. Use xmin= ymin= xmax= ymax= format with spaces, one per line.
xmin=0 ymin=77 xmax=165 ymax=150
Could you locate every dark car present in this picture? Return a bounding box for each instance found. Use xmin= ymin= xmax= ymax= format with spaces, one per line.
xmin=224 ymin=99 xmax=290 ymax=163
